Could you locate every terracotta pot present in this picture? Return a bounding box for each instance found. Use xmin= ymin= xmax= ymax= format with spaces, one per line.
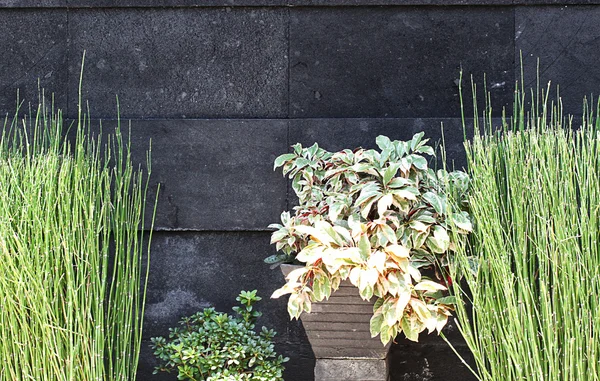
xmin=280 ymin=264 xmax=390 ymax=381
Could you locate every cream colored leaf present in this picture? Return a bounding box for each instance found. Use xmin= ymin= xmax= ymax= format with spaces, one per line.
xmin=414 ymin=280 xmax=447 ymax=292
xmin=271 ymin=282 xmax=299 ymax=299
xmin=377 ymin=193 xmax=394 ymax=218
xmin=294 ymin=224 xmax=333 ymax=246
xmin=360 ymin=268 xmax=380 ymax=289
xmin=395 ymin=291 xmax=411 ymax=320
xmin=285 ymin=267 xmax=309 ymax=283
xmin=436 ymin=311 xmax=449 ymax=333
xmin=410 ymin=298 xmax=431 ymax=322
xmin=425 ymin=309 xmax=438 ymax=334
xmin=349 ymin=267 xmax=362 ymax=287
xmin=295 ymin=245 xmax=323 ymax=265
xmin=407 ymin=264 xmax=422 ymax=283
xmin=385 ymin=244 xmax=410 ymax=259
xmin=367 ymin=250 xmax=387 ymax=274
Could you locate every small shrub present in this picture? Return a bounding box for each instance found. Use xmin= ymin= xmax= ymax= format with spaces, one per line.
xmin=151 ymin=290 xmax=288 ymax=381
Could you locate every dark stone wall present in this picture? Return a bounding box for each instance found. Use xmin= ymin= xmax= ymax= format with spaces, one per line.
xmin=1 ymin=2 xmax=599 ymax=380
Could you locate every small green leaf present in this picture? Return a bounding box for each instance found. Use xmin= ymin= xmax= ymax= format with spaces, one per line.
xmin=383 ymin=163 xmax=401 ymax=185
xmin=451 ymin=211 xmax=473 ymax=232
xmin=273 ymin=153 xmax=296 ymax=169
xmin=435 ymin=296 xmax=457 ymax=305
xmin=410 ymin=132 xmax=425 ymax=151
xmin=409 ymin=154 xmax=428 ymax=171
xmin=401 ymin=317 xmax=419 ymax=342
xmin=376 ymin=135 xmax=392 ymax=151
xmin=307 ymin=143 xmax=319 ymax=158
xmin=387 ymin=177 xmax=411 ymax=188
xmin=358 ymin=234 xmax=371 ymax=260
xmin=415 ymin=145 xmax=435 ymax=156
xmin=422 ymin=191 xmax=445 ymax=215
xmin=263 ymin=254 xmax=287 ymax=265
xmin=370 ymin=313 xmax=384 ymax=337
xmin=395 ymin=141 xmax=409 ymax=158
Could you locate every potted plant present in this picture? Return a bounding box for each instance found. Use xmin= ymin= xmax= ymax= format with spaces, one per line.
xmin=266 ymin=134 xmax=472 ymax=380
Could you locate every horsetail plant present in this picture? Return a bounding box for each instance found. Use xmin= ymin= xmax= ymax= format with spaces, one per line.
xmin=446 ymin=68 xmax=600 ymax=381
xmin=0 ymin=67 xmax=157 ymax=380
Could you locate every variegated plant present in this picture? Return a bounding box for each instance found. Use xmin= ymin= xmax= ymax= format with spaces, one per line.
xmin=267 ymin=134 xmax=471 ymax=344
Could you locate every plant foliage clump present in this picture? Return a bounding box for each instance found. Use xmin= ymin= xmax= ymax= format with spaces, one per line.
xmin=0 ymin=93 xmax=156 ymax=380
xmin=448 ymin=72 xmax=600 ymax=380
xmin=151 ymin=290 xmax=288 ymax=381
xmin=268 ymin=134 xmax=472 ymax=344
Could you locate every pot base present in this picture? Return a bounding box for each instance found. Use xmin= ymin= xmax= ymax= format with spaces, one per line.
xmin=315 ymin=358 xmax=389 ymax=381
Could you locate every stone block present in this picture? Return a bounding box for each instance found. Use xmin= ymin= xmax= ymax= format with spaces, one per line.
xmin=68 ymin=8 xmax=287 ymax=119
xmin=315 ymin=358 xmax=388 ymax=381
xmin=516 ymin=5 xmax=600 ymax=116
xmin=81 ymin=118 xmax=288 ymax=231
xmin=289 ymin=7 xmax=514 ymax=118
xmin=388 ymin=342 xmax=477 ymax=380
xmin=0 ymin=9 xmax=67 ymax=115
xmin=56 ymin=1 xmax=600 ymax=7
xmin=0 ymin=0 xmax=64 ymax=6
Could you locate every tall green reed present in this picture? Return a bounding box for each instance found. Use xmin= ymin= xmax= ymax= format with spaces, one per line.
xmin=445 ymin=67 xmax=600 ymax=381
xmin=0 ymin=69 xmax=157 ymax=380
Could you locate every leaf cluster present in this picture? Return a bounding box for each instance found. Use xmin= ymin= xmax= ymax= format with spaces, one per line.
xmin=151 ymin=290 xmax=288 ymax=381
xmin=267 ymin=134 xmax=472 ymax=344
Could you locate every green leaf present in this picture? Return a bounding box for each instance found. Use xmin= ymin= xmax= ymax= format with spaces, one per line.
xmin=435 ymin=296 xmax=457 ymax=305
xmin=426 ymin=226 xmax=450 ymax=253
xmin=373 ymin=297 xmax=385 ymax=313
xmin=414 ymin=280 xmax=447 ymax=292
xmin=295 ymin=157 xmax=310 ymax=169
xmin=387 ymin=177 xmax=411 ymax=188
xmin=263 ymin=254 xmax=287 ymax=265
xmin=354 ymin=182 xmax=382 ymax=207
xmin=370 ymin=313 xmax=384 ymax=337
xmin=401 ymin=317 xmax=419 ymax=342
xmin=312 ymin=274 xmax=331 ymax=302
xmin=376 ymin=135 xmax=392 ymax=151
xmin=358 ymin=234 xmax=371 ymax=260
xmin=292 ymin=143 xmax=303 ymax=154
xmin=274 ymin=153 xmax=297 ymax=170
xmin=422 ymin=191 xmax=445 ymax=215
xmin=379 ymin=148 xmax=391 ymax=167
xmin=409 ymin=220 xmax=429 ymax=233
xmin=415 ymin=145 xmax=435 ymax=156
xmin=307 ymin=143 xmax=319 ymax=158
xmin=383 ymin=163 xmax=401 ymax=185
xmin=359 ymin=284 xmax=374 ymax=300
xmin=409 ymin=154 xmax=428 ymax=171
xmin=392 ymin=187 xmax=420 ymax=201
xmin=451 ymin=211 xmax=473 ymax=232
xmin=395 ymin=141 xmax=409 ymax=158
xmin=410 ymin=132 xmax=425 ymax=151
xmin=328 ymin=202 xmax=345 ymax=222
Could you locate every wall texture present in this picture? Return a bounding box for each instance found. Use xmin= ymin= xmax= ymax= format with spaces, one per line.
xmin=1 ymin=2 xmax=599 ymax=380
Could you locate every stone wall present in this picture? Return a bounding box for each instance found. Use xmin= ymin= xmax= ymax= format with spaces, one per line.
xmin=1 ymin=2 xmax=599 ymax=380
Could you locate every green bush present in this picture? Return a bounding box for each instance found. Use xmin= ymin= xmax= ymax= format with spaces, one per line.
xmin=151 ymin=290 xmax=288 ymax=381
